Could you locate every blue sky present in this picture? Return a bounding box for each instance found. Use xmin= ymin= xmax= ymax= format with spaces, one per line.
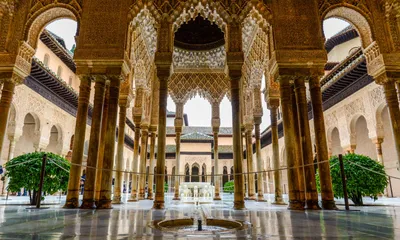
xmin=46 ymin=18 xmax=350 ymax=128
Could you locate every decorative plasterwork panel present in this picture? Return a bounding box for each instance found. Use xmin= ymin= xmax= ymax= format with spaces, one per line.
xmin=131 ymin=8 xmax=157 ymax=61
xmin=173 ymin=46 xmax=225 ymax=70
xmin=169 ymin=72 xmax=229 ymax=104
xmin=173 ymin=2 xmax=227 ymax=33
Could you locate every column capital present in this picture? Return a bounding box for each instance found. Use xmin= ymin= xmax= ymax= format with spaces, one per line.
xmin=149 ymin=125 xmax=158 ymax=134
xmin=254 ymin=116 xmax=262 ymax=125
xmin=267 ymin=97 xmax=280 ymax=110
xmin=371 ymin=137 xmax=384 ymax=145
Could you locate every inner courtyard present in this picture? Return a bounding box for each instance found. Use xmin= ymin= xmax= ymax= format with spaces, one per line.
xmin=1 ymin=0 xmax=400 ymax=239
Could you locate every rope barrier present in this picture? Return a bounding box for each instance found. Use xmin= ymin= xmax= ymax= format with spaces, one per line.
xmin=2 ymin=155 xmax=400 ymax=181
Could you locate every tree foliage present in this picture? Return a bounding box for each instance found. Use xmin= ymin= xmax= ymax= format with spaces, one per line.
xmin=5 ymin=152 xmax=70 ymax=205
xmin=223 ymin=181 xmax=234 ymax=194
xmin=316 ymin=154 xmax=387 ymax=206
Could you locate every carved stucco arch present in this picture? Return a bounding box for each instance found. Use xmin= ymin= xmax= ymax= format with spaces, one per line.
xmin=375 ymin=102 xmax=388 ymax=139
xmin=322 ymin=6 xmax=373 ymax=49
xmin=25 ymin=6 xmax=80 ymax=49
xmin=349 ymin=113 xmax=376 ymax=145
xmin=168 ymin=72 xmax=230 ymax=105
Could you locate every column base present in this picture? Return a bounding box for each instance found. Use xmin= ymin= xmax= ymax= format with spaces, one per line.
xmin=213 ymin=196 xmax=222 ymax=201
xmin=247 ymin=195 xmax=256 ymax=201
xmin=233 ymin=201 xmax=246 ymax=210
xmin=306 ymin=200 xmax=321 ymax=210
xmin=127 ymin=198 xmax=138 ymax=202
xmin=147 ymin=190 xmax=153 ymax=199
xmin=288 ymin=200 xmax=305 ymax=210
xmin=321 ymin=200 xmax=338 ymax=210
xmin=257 ymin=195 xmax=267 ymax=202
xmin=63 ymin=198 xmax=80 ymax=209
xmin=152 ymin=200 xmax=165 ymax=209
xmin=273 ymin=196 xmax=286 ymax=205
xmin=80 ymin=199 xmax=96 ymax=209
xmin=112 ymin=196 xmax=122 ymax=204
xmin=138 ymin=195 xmax=145 ymax=200
xmin=97 ymin=199 xmax=113 ymax=209
xmin=173 ymin=197 xmax=181 ymax=201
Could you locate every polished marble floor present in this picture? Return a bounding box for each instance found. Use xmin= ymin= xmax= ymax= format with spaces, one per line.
xmin=0 ymin=194 xmax=399 ymax=239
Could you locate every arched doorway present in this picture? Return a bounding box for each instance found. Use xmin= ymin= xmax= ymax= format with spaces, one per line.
xmin=185 ymin=164 xmax=190 ymax=182
xmin=191 ymin=164 xmax=199 ymax=182
xmin=15 ymin=113 xmax=39 ymax=156
xmin=223 ymin=166 xmax=228 ymax=186
xmin=45 ymin=125 xmax=61 ymax=154
xmin=201 ymin=164 xmax=206 ymax=182
xmin=330 ymin=127 xmax=343 ymax=156
xmin=353 ymin=116 xmax=376 ymax=159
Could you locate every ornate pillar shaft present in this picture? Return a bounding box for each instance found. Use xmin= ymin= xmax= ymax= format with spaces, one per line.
xmin=81 ymin=78 xmax=106 ymax=209
xmin=147 ymin=130 xmax=156 ymax=200
xmin=0 ymin=80 xmax=15 ymax=159
xmin=384 ymin=81 xmax=400 ymax=168
xmin=213 ymin=132 xmax=221 ymax=200
xmin=279 ymin=77 xmax=304 ymax=210
xmin=173 ymin=131 xmax=181 ymax=200
xmin=270 ymin=105 xmax=284 ymax=204
xmin=97 ymin=77 xmax=121 ymax=209
xmin=112 ymin=101 xmax=128 ymax=204
xmin=128 ymin=126 xmax=141 ymax=202
xmin=95 ymin=85 xmax=110 ymax=201
xmin=291 ymin=84 xmax=306 ymax=207
xmin=173 ymin=103 xmax=183 ymax=200
xmin=309 ymin=76 xmax=336 ymax=210
xmin=64 ymin=76 xmax=91 ymax=208
xmin=153 ymin=77 xmax=168 ymax=209
xmin=374 ymin=138 xmax=384 ymax=164
xmin=1 ymin=136 xmax=18 ymax=196
xmin=138 ymin=128 xmax=149 ymax=200
xmin=231 ymin=78 xmax=245 ymax=209
xmin=294 ymin=77 xmax=320 ymax=209
xmin=245 ymin=127 xmax=256 ymax=200
xmin=254 ymin=120 xmax=265 ymax=201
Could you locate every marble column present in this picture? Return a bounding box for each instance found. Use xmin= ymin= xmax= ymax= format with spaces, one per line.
xmin=231 ymin=77 xmax=245 ymax=209
xmin=291 ymin=84 xmax=306 ymax=208
xmin=153 ymin=76 xmax=168 ymax=209
xmin=294 ymin=77 xmax=320 ymax=210
xmin=173 ymin=103 xmax=183 ymax=200
xmin=95 ymin=84 xmax=110 ymax=202
xmin=147 ymin=129 xmax=156 ymax=200
xmin=81 ymin=77 xmax=106 ymax=209
xmin=0 ymin=80 xmax=15 ymax=160
xmin=309 ymin=76 xmax=336 ymax=210
xmin=97 ymin=76 xmax=121 ymax=209
xmin=173 ymin=130 xmax=181 ymax=200
xmin=383 ymin=80 xmax=400 ymax=169
xmin=269 ymin=102 xmax=285 ymax=204
xmin=112 ymin=95 xmax=129 ymax=204
xmin=1 ymin=134 xmax=19 ymax=196
xmin=373 ymin=138 xmax=384 ymax=164
xmin=254 ymin=118 xmax=265 ymax=201
xmin=245 ymin=126 xmax=256 ymax=200
xmin=279 ymin=77 xmax=304 ymax=210
xmin=213 ymin=131 xmax=221 ymax=200
xmin=128 ymin=126 xmax=141 ymax=202
xmin=138 ymin=126 xmax=149 ymax=200
xmin=64 ymin=76 xmax=91 ymax=208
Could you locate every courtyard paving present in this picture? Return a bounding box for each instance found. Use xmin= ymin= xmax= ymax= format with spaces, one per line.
xmin=0 ymin=194 xmax=399 ymax=239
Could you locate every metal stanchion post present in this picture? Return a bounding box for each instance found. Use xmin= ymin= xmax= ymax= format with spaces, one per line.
xmin=338 ymin=154 xmax=349 ymax=210
xmin=36 ymin=154 xmax=47 ymax=209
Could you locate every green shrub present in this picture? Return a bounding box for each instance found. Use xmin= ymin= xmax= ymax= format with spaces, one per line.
xmin=223 ymin=181 xmax=234 ymax=194
xmin=316 ymin=154 xmax=387 ymax=206
xmin=5 ymin=152 xmax=70 ymax=205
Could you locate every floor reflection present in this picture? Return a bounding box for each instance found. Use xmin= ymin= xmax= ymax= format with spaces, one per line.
xmin=0 ymin=196 xmax=399 ymax=239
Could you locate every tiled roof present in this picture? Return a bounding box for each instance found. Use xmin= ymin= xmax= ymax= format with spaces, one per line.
xmin=181 ymin=132 xmax=213 ymax=141
xmin=166 ymin=145 xmax=176 ymax=153
xmin=167 ymin=126 xmax=232 ymax=135
xmin=217 ymin=145 xmax=233 ymax=153
xmin=325 ymin=26 xmax=359 ymax=53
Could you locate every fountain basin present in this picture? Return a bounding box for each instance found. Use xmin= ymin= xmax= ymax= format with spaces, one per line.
xmin=153 ymin=218 xmax=247 ymax=235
